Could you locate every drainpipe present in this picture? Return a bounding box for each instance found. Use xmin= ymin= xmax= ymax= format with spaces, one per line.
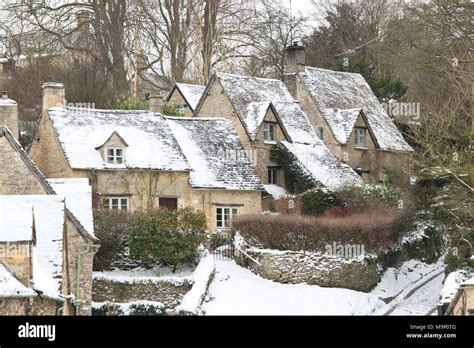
xmin=75 ymin=244 xmax=99 ymax=315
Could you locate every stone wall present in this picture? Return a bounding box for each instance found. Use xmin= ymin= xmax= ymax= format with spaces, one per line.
xmin=0 ymin=137 xmax=48 ymax=194
xmin=0 ymin=297 xmax=60 ymax=316
xmin=235 ymin=247 xmax=379 ymax=292
xmin=92 ymin=278 xmax=193 ymax=310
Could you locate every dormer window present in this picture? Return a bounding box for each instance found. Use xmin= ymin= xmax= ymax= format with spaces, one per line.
xmin=106 ymin=148 xmax=124 ymax=164
xmin=263 ymin=122 xmax=276 ymax=143
xmin=95 ymin=131 xmax=129 ymax=165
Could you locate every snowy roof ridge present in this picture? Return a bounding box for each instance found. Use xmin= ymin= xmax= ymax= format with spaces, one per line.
xmin=297 ymin=67 xmax=413 ymax=152
xmin=1 ymin=126 xmax=96 ymax=242
xmin=214 ymin=72 xmax=318 ymax=144
xmin=166 ymin=117 xmax=263 ymax=191
xmin=64 ymin=106 xmax=152 ymax=114
xmin=48 ymin=109 xmax=191 ymax=172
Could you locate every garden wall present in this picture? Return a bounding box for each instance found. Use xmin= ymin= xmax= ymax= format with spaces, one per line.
xmin=235 ymin=237 xmax=379 ymax=292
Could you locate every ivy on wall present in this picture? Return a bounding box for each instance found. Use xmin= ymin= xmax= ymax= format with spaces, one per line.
xmin=270 ymin=144 xmax=317 ymax=194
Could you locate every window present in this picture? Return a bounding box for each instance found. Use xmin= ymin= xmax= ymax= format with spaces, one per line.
xmin=268 ymin=167 xmax=278 ymax=185
xmin=317 ymin=127 xmax=324 ymax=140
xmin=263 ymin=122 xmax=276 ymax=143
xmin=354 ymin=127 xmax=367 ymax=148
xmin=103 ymin=197 xmax=129 ymax=211
xmin=106 ymin=148 xmax=124 ymax=164
xmin=216 ymin=207 xmax=239 ymax=229
xmin=178 ymin=104 xmax=186 ymax=116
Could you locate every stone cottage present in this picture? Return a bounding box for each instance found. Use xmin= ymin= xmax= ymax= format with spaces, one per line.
xmin=283 ymin=43 xmax=413 ymax=185
xmin=193 ymin=72 xmax=363 ymax=194
xmin=153 ymin=83 xmax=205 ymax=117
xmin=29 ymin=83 xmax=262 ymax=232
xmin=0 ymin=122 xmax=97 ymax=315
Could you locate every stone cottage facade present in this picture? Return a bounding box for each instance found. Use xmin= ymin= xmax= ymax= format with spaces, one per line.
xmin=193 ymin=72 xmax=363 ymax=194
xmin=29 ymin=83 xmax=262 ymax=233
xmin=283 ymin=44 xmax=413 ymax=185
xmin=0 ymin=122 xmax=97 ymax=316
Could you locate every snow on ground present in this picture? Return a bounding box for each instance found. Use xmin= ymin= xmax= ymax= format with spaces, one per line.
xmin=371 ymin=258 xmax=445 ymax=316
xmin=93 ymin=264 xmax=195 ymax=285
xmin=388 ymin=272 xmax=445 ymax=316
xmin=371 ymin=258 xmax=444 ymax=301
xmin=202 ymin=260 xmax=386 ymax=315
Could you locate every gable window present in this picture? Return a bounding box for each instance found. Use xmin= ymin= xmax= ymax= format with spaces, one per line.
xmin=263 ymin=122 xmax=276 ymax=143
xmin=103 ymin=197 xmax=129 ymax=211
xmin=179 ymin=104 xmax=186 ymax=116
xmin=268 ymin=167 xmax=278 ymax=185
xmin=106 ymin=148 xmax=124 ymax=164
xmin=216 ymin=207 xmax=239 ymax=229
xmin=317 ymin=127 xmax=324 ymax=140
xmin=354 ymin=127 xmax=367 ymax=148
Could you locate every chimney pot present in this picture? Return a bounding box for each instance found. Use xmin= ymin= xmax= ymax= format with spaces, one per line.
xmin=1 ymin=91 xmax=7 ymax=99
xmin=286 ymin=43 xmax=306 ymax=74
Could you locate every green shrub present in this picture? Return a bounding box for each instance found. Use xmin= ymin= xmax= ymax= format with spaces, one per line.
xmin=129 ymin=208 xmax=207 ymax=270
xmin=93 ymin=210 xmax=141 ymax=271
xmin=336 ymin=184 xmax=401 ymax=214
xmin=301 ymin=189 xmax=340 ymax=216
xmin=114 ymin=97 xmax=149 ymax=110
xmin=162 ymin=102 xmax=181 ymax=116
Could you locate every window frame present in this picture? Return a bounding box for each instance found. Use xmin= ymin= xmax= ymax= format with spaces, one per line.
xmin=263 ymin=122 xmax=276 ymax=143
xmin=267 ymin=167 xmax=278 ymax=185
xmin=354 ymin=127 xmax=367 ymax=148
xmin=216 ymin=207 xmax=240 ymax=229
xmin=103 ymin=196 xmax=130 ymax=211
xmin=105 ymin=147 xmax=125 ymax=164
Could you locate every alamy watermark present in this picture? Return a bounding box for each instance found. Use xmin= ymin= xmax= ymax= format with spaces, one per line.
xmin=324 ymin=241 xmax=366 ymax=259
xmin=381 ymin=100 xmax=421 ymax=120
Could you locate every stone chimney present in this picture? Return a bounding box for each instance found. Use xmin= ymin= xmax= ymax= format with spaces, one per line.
xmin=0 ymin=91 xmax=19 ymax=140
xmin=286 ymin=42 xmax=306 ymax=74
xmin=42 ymin=82 xmax=65 ymax=118
xmin=149 ymin=94 xmax=165 ymax=113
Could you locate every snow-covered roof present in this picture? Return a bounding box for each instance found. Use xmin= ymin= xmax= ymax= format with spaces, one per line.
xmin=0 ymin=196 xmax=65 ymax=299
xmin=0 ymin=196 xmax=34 ymax=242
xmin=48 ymin=178 xmax=95 ymax=236
xmin=48 ymin=107 xmax=191 ymax=171
xmin=440 ymin=270 xmax=471 ymax=305
xmin=320 ymin=108 xmax=362 ymax=144
xmin=280 ymin=141 xmax=363 ymax=191
xmin=0 ymin=264 xmax=36 ymax=298
xmin=166 ymin=117 xmax=263 ymax=191
xmin=173 ymin=83 xmax=206 ymax=111
xmin=296 ymin=67 xmax=413 ymax=152
xmin=263 ymin=184 xmax=288 ymax=199
xmin=216 ymin=73 xmax=317 ymax=144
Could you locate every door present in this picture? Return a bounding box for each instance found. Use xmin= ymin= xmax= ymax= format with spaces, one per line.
xmin=159 ymin=198 xmax=178 ymax=211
